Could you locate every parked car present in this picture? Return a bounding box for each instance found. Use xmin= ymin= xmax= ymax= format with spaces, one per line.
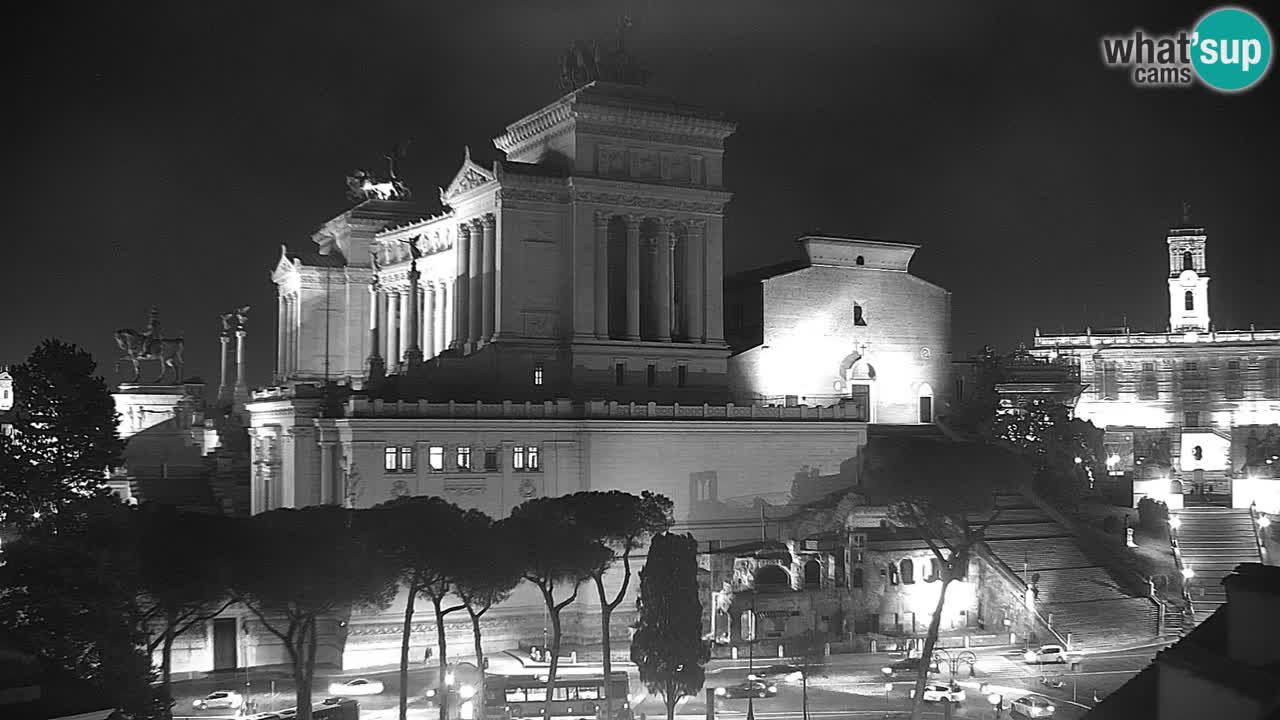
xmin=327 ymin=677 xmax=386 ymax=696
xmin=715 ymin=680 xmax=777 ymax=699
xmin=1024 ymin=645 xmax=1070 ymax=664
xmin=194 ymin=690 xmax=244 ymax=710
xmin=1011 ymin=694 xmax=1057 ymax=717
xmin=910 ymin=683 xmax=965 ymax=703
xmin=747 ymin=664 xmax=804 ymax=682
xmin=880 ymin=657 xmax=941 ymax=677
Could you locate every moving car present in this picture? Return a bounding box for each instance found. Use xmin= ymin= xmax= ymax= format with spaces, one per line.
xmin=327 ymin=677 xmax=386 ymax=696
xmin=194 ymin=690 xmax=244 ymax=710
xmin=880 ymin=657 xmax=941 ymax=677
xmin=909 ymin=683 xmax=965 ymax=703
xmin=714 ymin=680 xmax=777 ymax=699
xmin=1011 ymin=694 xmax=1057 ymax=717
xmin=1023 ymin=645 xmax=1070 ymax=664
xmin=747 ymin=664 xmax=804 ymax=682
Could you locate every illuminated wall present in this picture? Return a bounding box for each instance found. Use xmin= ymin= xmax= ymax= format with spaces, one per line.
xmin=728 ymin=236 xmax=951 ymax=424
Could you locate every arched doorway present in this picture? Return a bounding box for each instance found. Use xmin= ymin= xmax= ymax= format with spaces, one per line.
xmin=917 ymin=382 xmax=934 ymax=423
xmin=755 ymin=564 xmax=790 ymax=592
xmin=803 ymin=559 xmax=821 ymax=588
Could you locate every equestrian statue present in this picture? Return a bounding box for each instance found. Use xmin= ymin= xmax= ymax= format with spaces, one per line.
xmin=114 ymin=306 xmax=185 ymax=384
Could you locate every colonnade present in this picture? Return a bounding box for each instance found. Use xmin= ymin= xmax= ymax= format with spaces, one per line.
xmin=276 ymin=290 xmax=302 ymax=378
xmin=371 ymin=213 xmax=497 ymax=370
xmin=593 ymin=212 xmax=709 ymax=343
xmin=372 ymin=280 xmax=455 ymax=369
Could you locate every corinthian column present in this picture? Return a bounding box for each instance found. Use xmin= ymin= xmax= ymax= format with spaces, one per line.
xmin=481 ymin=214 xmax=496 ymax=343
xmin=398 ymin=288 xmax=413 ymax=368
xmin=404 ymin=259 xmax=423 ymax=369
xmin=454 ymin=224 xmax=470 ymax=349
xmin=468 ymin=218 xmax=484 ymax=348
xmin=594 ymin=211 xmax=609 ymax=338
xmin=423 ymin=283 xmax=436 ymax=358
xmin=625 ymin=215 xmax=641 ymax=341
xmin=234 ymin=328 xmax=248 ymax=405
xmin=387 ymin=290 xmax=401 ymax=367
xmin=654 ymin=218 xmax=673 ymax=342
xmin=685 ymin=221 xmax=706 ymax=342
xmin=218 ymin=333 xmax=231 ymax=403
xmin=276 ymin=294 xmax=287 ymax=380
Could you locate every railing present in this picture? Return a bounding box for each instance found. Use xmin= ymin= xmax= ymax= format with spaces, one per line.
xmin=1034 ymin=328 xmax=1280 ymax=347
xmin=342 ymin=398 xmax=870 ymax=421
xmin=972 ymin=542 xmax=1070 ymax=649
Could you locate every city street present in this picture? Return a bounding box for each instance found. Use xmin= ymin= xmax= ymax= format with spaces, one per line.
xmin=169 ymin=642 xmax=1168 ymax=720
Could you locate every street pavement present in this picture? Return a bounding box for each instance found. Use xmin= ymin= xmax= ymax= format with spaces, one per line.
xmin=169 ymin=642 xmax=1171 ymax=720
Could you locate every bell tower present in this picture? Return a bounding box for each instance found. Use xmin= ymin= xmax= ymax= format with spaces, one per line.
xmin=1167 ymin=203 xmax=1210 ymax=333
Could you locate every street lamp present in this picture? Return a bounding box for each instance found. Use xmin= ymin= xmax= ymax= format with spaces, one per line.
xmin=1169 ymin=516 xmax=1182 ymax=530
xmin=1181 ymin=566 xmax=1195 ymax=580
xmin=932 ymin=649 xmax=977 ymax=683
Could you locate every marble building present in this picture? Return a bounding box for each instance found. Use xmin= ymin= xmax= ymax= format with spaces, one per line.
xmin=1031 ymin=218 xmax=1280 ymax=510
xmin=237 ymin=79 xmax=953 ymax=671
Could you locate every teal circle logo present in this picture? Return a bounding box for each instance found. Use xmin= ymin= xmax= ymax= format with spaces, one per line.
xmin=1192 ymin=7 xmax=1273 ymax=92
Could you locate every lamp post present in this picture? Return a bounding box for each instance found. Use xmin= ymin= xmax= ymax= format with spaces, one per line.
xmin=932 ymin=649 xmax=977 ymax=684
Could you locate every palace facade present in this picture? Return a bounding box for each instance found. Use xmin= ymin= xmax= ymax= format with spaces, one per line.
xmin=230 ymin=80 xmax=954 ymax=672
xmin=1031 ymin=220 xmax=1280 ymax=511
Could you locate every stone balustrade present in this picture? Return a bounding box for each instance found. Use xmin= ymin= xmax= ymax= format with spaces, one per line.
xmin=343 ymin=397 xmax=868 ymax=421
xmin=1034 ymin=328 xmax=1280 ymax=348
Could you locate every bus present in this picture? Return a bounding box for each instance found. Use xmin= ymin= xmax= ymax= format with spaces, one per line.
xmin=484 ymin=671 xmax=632 ymax=720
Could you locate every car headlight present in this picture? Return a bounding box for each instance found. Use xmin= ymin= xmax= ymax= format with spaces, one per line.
xmin=1047 ymin=706 xmax=1055 ymax=713
xmin=715 ymin=688 xmax=726 ymax=696
xmin=1024 ymin=651 xmax=1037 ymax=662
xmin=767 ymin=686 xmax=777 ymax=693
xmin=881 ymin=667 xmax=892 ymax=675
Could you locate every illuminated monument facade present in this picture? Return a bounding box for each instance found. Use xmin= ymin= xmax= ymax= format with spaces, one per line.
xmin=239 ymin=79 xmax=953 ymax=670
xmin=1032 ymin=217 xmax=1280 ymax=510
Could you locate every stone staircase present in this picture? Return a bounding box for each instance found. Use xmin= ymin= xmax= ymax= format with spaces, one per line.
xmin=978 ymin=493 xmax=1160 ymax=649
xmin=1173 ymin=506 xmax=1262 ymax=624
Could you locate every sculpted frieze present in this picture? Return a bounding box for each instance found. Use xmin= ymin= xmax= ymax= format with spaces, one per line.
xmin=574 ymin=191 xmax=725 ymax=215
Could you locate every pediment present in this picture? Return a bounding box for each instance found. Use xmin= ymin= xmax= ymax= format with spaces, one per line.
xmin=442 ymin=147 xmax=495 ymax=202
xmin=271 ymin=245 xmax=299 ymax=283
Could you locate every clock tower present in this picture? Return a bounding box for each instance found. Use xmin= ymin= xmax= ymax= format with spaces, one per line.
xmin=1166 ymin=218 xmax=1210 ymax=334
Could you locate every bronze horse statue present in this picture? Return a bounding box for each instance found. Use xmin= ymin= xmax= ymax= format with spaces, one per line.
xmin=114 ymin=328 xmax=185 ymax=384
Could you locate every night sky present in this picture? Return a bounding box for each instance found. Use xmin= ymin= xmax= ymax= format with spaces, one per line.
xmin=4 ymin=1 xmax=1277 ymax=390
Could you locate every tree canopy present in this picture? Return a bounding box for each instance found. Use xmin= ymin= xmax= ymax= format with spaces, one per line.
xmin=0 ymin=339 xmax=124 ymax=527
xmin=631 ymin=532 xmax=708 ymax=720
xmin=234 ymin=506 xmax=399 ymax=720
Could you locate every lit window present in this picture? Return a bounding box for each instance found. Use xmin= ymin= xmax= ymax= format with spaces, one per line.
xmin=533 ymin=362 xmax=544 ymax=386
xmin=1185 ymin=291 xmax=1194 ymax=311
xmin=428 ymin=446 xmax=444 ymax=471
xmin=513 ymin=445 xmax=541 ymax=471
xmin=457 ymin=446 xmax=472 ymax=470
xmin=399 ymin=447 xmax=415 ymax=472
xmin=384 ymin=447 xmax=397 ymax=472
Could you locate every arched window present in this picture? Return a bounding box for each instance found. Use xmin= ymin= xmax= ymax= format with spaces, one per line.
xmin=1185 ymin=291 xmax=1194 ymax=311
xmin=855 ymin=255 xmax=865 ymax=266
xmin=1170 ymin=479 xmax=1184 ymax=495
xmin=852 ymin=567 xmax=864 ymax=589
xmin=1183 ymin=251 xmax=1194 ymax=271
xmin=853 ymin=304 xmax=867 ymax=326
xmin=803 ymin=559 xmax=822 ymax=588
xmin=900 ymin=559 xmax=915 ymax=584
xmin=755 ymin=565 xmax=790 ymax=592
xmin=928 ymin=558 xmax=941 ymax=582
